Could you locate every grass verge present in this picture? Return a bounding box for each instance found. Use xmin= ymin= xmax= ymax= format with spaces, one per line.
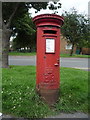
xmin=2 ymin=66 xmax=88 ymax=118
xmin=60 ymin=54 xmax=90 ymax=58
xmin=9 ymin=52 xmax=36 ymax=56
xmin=9 ymin=52 xmax=90 ymax=58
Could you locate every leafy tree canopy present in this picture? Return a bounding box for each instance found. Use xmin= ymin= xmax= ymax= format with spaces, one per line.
xmin=61 ymin=8 xmax=89 ymax=55
xmin=2 ymin=1 xmax=61 ymax=68
xmin=12 ymin=13 xmax=36 ymax=51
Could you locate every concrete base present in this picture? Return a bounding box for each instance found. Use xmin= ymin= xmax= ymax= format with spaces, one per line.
xmin=36 ymin=88 xmax=59 ymax=105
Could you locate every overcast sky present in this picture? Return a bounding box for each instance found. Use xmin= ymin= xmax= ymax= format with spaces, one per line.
xmin=30 ymin=0 xmax=90 ymax=17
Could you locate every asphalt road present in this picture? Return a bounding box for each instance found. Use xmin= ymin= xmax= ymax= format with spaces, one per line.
xmin=9 ymin=56 xmax=89 ymax=71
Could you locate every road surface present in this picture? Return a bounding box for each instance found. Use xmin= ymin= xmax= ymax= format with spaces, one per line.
xmin=9 ymin=56 xmax=89 ymax=71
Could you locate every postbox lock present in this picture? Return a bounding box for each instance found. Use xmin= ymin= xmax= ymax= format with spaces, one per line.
xmin=44 ymin=56 xmax=46 ymax=59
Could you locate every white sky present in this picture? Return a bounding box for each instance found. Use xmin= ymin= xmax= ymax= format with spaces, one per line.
xmin=29 ymin=0 xmax=90 ymax=17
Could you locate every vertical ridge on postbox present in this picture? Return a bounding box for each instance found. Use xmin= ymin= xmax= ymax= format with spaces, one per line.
xmin=33 ymin=14 xmax=64 ymax=105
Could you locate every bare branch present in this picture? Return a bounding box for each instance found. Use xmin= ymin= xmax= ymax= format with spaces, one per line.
xmin=6 ymin=2 xmax=20 ymax=28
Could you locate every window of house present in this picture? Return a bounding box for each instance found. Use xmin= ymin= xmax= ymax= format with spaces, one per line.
xmin=65 ymin=44 xmax=72 ymax=50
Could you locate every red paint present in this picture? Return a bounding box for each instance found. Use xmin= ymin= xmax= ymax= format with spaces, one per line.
xmin=33 ymin=14 xmax=64 ymax=91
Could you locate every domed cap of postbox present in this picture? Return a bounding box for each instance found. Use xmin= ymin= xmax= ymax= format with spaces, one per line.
xmin=33 ymin=14 xmax=64 ymax=27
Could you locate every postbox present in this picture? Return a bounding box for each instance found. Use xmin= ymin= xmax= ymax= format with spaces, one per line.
xmin=33 ymin=14 xmax=64 ymax=105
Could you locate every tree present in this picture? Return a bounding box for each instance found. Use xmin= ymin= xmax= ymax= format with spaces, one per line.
xmin=12 ymin=1 xmax=62 ymax=52
xmin=2 ymin=1 xmax=61 ymax=68
xmin=61 ymin=9 xmax=89 ymax=56
xmin=13 ymin=31 xmax=36 ymax=52
xmin=2 ymin=2 xmax=48 ymax=68
xmin=77 ymin=20 xmax=90 ymax=50
xmin=12 ymin=13 xmax=36 ymax=52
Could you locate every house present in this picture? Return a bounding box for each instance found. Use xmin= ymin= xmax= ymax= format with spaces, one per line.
xmin=60 ymin=35 xmax=90 ymax=55
xmin=60 ymin=35 xmax=76 ymax=54
xmin=82 ymin=48 xmax=90 ymax=55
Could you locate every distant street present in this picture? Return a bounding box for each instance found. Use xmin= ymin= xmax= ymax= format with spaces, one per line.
xmin=9 ymin=56 xmax=89 ymax=71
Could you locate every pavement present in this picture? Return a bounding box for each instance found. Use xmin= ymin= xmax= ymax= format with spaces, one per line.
xmin=0 ymin=112 xmax=89 ymax=119
xmin=49 ymin=112 xmax=89 ymax=118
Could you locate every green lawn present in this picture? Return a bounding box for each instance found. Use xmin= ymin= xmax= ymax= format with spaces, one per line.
xmin=60 ymin=54 xmax=90 ymax=58
xmin=2 ymin=66 xmax=88 ymax=118
xmin=9 ymin=52 xmax=90 ymax=58
xmin=9 ymin=52 xmax=36 ymax=56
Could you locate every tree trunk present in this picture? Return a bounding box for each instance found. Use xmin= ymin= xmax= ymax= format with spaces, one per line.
xmin=2 ymin=27 xmax=11 ymax=68
xmin=79 ymin=47 xmax=82 ymax=54
xmin=2 ymin=3 xmax=20 ymax=68
xmin=70 ymin=43 xmax=74 ymax=56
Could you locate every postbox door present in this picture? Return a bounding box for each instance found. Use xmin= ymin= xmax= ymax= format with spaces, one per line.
xmin=43 ymin=35 xmax=60 ymax=89
xmin=36 ymin=27 xmax=60 ymax=90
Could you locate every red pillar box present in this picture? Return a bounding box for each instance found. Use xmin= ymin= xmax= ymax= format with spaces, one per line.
xmin=33 ymin=14 xmax=64 ymax=105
